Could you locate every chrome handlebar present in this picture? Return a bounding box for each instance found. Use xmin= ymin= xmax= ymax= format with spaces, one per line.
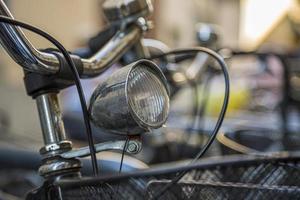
xmin=0 ymin=0 xmax=143 ymax=77
xmin=80 ymin=26 xmax=143 ymax=77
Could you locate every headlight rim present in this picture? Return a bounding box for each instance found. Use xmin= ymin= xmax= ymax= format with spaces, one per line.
xmin=125 ymin=59 xmax=170 ymax=130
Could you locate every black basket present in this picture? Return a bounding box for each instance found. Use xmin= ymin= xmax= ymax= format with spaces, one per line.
xmin=52 ymin=154 xmax=300 ymax=200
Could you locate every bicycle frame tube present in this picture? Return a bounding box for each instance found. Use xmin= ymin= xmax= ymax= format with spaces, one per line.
xmin=36 ymin=93 xmax=70 ymax=148
xmin=35 ymin=93 xmax=81 ymax=178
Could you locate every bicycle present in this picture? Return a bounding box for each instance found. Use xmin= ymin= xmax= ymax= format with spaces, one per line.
xmin=0 ymin=0 xmax=247 ymax=199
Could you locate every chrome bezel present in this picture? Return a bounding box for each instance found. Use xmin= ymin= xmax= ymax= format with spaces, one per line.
xmin=125 ymin=59 xmax=170 ymax=130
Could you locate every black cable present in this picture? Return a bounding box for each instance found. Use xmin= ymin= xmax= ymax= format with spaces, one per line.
xmin=115 ymin=137 xmax=130 ymax=198
xmin=119 ymin=138 xmax=129 ymax=173
xmin=0 ymin=16 xmax=99 ymax=175
xmin=148 ymin=47 xmax=230 ymax=199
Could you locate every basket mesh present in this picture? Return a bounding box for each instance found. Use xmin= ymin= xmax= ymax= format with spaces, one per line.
xmin=52 ymin=155 xmax=300 ymax=200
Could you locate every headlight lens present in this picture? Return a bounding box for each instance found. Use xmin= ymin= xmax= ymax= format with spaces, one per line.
xmin=89 ymin=59 xmax=170 ymax=135
xmin=127 ymin=65 xmax=169 ymax=128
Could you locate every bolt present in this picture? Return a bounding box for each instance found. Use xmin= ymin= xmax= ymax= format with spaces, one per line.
xmin=127 ymin=141 xmax=139 ymax=154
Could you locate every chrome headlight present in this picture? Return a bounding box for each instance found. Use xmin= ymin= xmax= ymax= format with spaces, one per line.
xmin=89 ymin=59 xmax=170 ymax=135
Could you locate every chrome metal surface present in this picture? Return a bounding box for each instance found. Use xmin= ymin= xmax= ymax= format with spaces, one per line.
xmin=61 ymin=139 xmax=142 ymax=159
xmin=0 ymin=0 xmax=143 ymax=77
xmin=89 ymin=59 xmax=170 ymax=135
xmin=82 ymin=151 xmax=149 ymax=172
xmin=102 ymin=0 xmax=152 ymax=23
xmin=36 ymin=93 xmax=68 ymax=146
xmin=186 ymin=53 xmax=211 ymax=81
xmin=36 ymin=93 xmax=81 ymax=178
xmin=142 ymin=38 xmax=170 ymax=53
xmin=133 ymin=39 xmax=150 ymax=58
xmin=39 ymin=141 xmax=72 ymax=156
xmin=81 ymin=25 xmax=142 ymax=77
xmin=38 ymin=157 xmax=81 ymax=177
xmin=0 ymin=0 xmax=60 ymax=74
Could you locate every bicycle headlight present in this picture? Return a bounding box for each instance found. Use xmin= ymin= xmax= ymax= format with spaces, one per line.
xmin=89 ymin=59 xmax=169 ymax=135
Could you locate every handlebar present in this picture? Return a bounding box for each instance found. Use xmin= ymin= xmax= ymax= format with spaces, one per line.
xmin=80 ymin=25 xmax=142 ymax=77
xmin=0 ymin=0 xmax=143 ymax=77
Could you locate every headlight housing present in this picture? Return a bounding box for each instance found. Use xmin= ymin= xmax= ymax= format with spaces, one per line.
xmin=89 ymin=59 xmax=170 ymax=135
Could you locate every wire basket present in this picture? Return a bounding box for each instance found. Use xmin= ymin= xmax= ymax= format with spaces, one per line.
xmin=48 ymin=154 xmax=300 ymax=200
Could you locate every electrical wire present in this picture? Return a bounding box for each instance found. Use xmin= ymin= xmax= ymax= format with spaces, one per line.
xmin=115 ymin=137 xmax=130 ymax=198
xmin=0 ymin=16 xmax=99 ymax=176
xmin=119 ymin=138 xmax=130 ymax=173
xmin=148 ymin=47 xmax=230 ymax=199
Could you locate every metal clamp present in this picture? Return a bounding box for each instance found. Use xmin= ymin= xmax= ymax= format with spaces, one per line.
xmin=60 ymin=139 xmax=142 ymax=159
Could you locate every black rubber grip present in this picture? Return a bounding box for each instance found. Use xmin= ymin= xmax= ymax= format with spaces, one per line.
xmin=51 ymin=51 xmax=84 ymax=79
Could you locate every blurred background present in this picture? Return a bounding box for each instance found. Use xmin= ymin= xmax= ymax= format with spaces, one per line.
xmin=0 ymin=0 xmax=300 ymax=156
